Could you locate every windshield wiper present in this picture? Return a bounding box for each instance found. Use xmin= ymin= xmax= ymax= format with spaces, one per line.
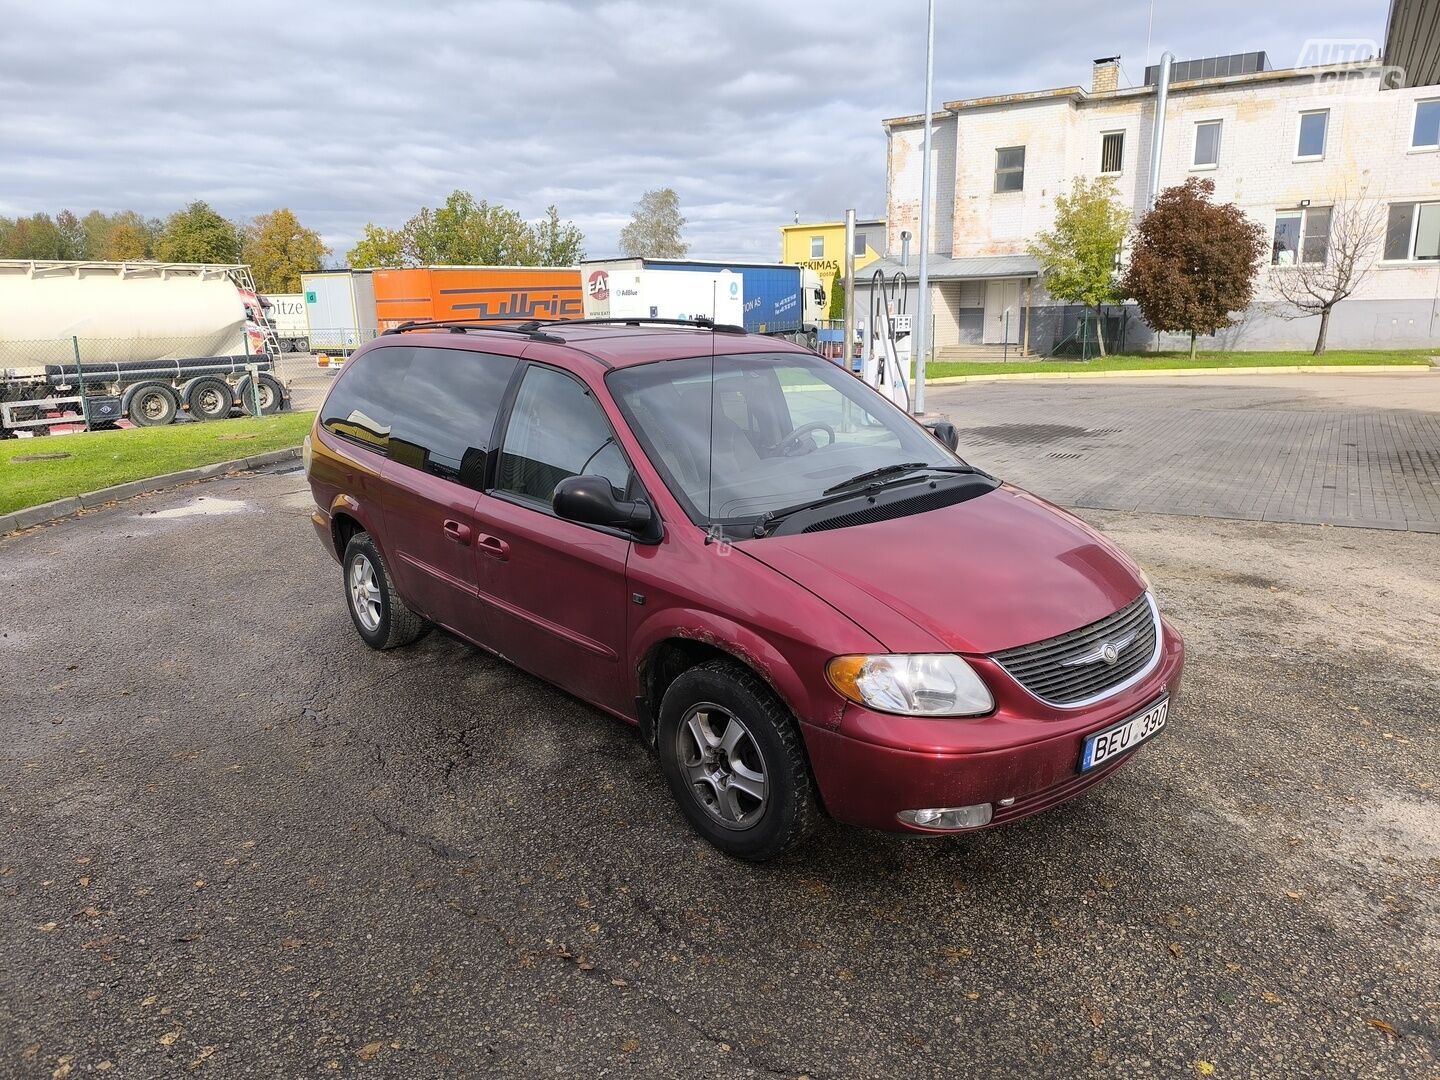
xmin=822 ymin=462 xmax=983 ymax=496
xmin=752 ymin=465 xmax=987 ymax=538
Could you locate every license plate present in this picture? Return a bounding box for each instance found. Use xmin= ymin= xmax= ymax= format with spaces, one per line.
xmin=1080 ymin=697 xmax=1169 ymax=772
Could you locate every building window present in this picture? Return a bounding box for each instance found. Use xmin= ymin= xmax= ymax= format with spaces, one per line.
xmin=853 ymin=231 xmax=867 ymax=256
xmin=1384 ymin=202 xmax=1440 ymax=260
xmin=1193 ymin=120 xmax=1222 ymax=168
xmin=1296 ymin=110 xmax=1328 ymax=159
xmin=1271 ymin=207 xmax=1331 ymax=265
xmin=995 ymin=146 xmax=1025 ymax=192
xmin=809 ymin=235 xmax=825 ymax=259
xmin=1413 ymin=100 xmax=1440 ymax=149
xmin=1100 ymin=131 xmax=1124 ymax=174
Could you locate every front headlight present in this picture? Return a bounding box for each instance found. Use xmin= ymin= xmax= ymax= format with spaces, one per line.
xmin=825 ymin=654 xmax=994 ymax=717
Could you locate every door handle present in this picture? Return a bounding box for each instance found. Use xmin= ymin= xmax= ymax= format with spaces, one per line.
xmin=443 ymin=519 xmax=473 ymax=546
xmin=476 ymin=533 xmax=510 ymax=560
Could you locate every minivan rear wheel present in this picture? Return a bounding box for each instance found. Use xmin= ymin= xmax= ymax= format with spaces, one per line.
xmin=342 ymin=532 xmax=425 ymax=650
xmin=657 ymin=659 xmax=818 ymax=861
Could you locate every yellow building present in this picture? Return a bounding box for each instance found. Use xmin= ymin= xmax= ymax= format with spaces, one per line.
xmin=780 ymin=219 xmax=885 ymax=279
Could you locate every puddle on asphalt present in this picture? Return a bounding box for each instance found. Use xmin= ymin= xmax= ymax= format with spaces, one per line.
xmin=144 ymin=497 xmax=251 ymax=520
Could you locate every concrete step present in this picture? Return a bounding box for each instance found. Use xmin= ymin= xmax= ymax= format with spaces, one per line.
xmin=935 ymin=344 xmax=1029 ymax=362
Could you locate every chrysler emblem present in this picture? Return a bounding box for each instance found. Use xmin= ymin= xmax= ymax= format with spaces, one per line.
xmin=1060 ymin=629 xmax=1139 ymax=669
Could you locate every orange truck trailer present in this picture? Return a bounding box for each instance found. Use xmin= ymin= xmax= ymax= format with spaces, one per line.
xmin=372 ymin=267 xmax=583 ymax=329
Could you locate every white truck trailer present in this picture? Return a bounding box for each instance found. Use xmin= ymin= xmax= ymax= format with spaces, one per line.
xmin=0 ymin=260 xmax=287 ymax=436
xmin=260 ymin=292 xmax=310 ymax=352
xmin=300 ymin=270 xmax=377 ymax=355
xmin=580 ymin=261 xmax=745 ymax=328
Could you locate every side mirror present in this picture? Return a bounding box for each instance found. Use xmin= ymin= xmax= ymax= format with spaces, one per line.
xmin=925 ymin=420 xmax=960 ymax=452
xmin=553 ymin=475 xmax=658 ymax=540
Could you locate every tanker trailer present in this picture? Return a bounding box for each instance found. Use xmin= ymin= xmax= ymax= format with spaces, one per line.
xmin=0 ymin=260 xmax=288 ymax=436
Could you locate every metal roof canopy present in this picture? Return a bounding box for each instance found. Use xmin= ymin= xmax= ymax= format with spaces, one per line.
xmin=860 ymin=254 xmax=1041 ymax=281
xmin=1385 ymin=0 xmax=1440 ymax=87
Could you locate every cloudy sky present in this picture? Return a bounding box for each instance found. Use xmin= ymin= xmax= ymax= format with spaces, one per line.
xmin=0 ymin=0 xmax=1388 ymax=263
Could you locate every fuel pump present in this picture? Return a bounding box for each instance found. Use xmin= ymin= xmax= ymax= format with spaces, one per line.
xmin=863 ymin=269 xmax=912 ymax=411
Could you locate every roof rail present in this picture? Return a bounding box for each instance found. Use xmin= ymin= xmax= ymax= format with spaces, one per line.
xmin=518 ymin=316 xmax=747 ymax=335
xmin=381 ymin=319 xmax=564 ymax=343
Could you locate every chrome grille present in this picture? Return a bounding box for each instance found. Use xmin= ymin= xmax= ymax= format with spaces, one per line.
xmin=991 ymin=593 xmax=1159 ymax=707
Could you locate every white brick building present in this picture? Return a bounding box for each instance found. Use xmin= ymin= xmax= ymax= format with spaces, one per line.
xmin=875 ymin=53 xmax=1440 ymax=355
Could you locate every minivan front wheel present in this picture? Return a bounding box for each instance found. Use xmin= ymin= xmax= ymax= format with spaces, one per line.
xmin=341 ymin=533 xmax=425 ymax=650
xmin=657 ymin=660 xmax=818 ymax=860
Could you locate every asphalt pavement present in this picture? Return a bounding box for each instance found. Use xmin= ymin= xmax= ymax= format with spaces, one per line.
xmin=1 ymin=454 xmax=1437 ymax=1076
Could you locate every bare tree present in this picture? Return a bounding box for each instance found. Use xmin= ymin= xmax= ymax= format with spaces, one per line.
xmin=1268 ymin=193 xmax=1386 ymax=356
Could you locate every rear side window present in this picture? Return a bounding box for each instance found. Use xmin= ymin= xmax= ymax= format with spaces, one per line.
xmin=320 ymin=345 xmax=414 ymax=454
xmin=389 ymin=346 xmax=519 ymax=489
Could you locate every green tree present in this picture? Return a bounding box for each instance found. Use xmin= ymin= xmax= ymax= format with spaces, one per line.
xmin=1027 ymin=176 xmax=1129 ymax=355
xmin=1122 ymin=177 xmax=1267 ymax=359
xmin=55 ymin=210 xmax=86 ymax=259
xmin=401 ymin=191 xmax=538 ymax=266
xmin=827 ymin=269 xmax=844 ymax=320
xmin=532 ymin=205 xmax=585 ymax=266
xmin=103 ymin=221 xmax=151 ymax=260
xmin=619 ymin=188 xmax=687 ymax=258
xmin=347 ymin=223 xmax=406 ymax=269
xmin=155 ymin=201 xmax=243 ymax=264
xmin=242 ymin=208 xmax=331 ymax=292
xmin=2 ymin=213 xmax=64 ymax=259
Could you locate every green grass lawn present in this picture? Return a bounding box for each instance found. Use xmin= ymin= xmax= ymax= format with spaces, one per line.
xmin=0 ymin=412 xmax=314 ymax=515
xmin=925 ymin=349 xmax=1436 ymax=380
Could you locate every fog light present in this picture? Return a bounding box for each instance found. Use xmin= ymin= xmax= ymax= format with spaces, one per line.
xmin=897 ymin=803 xmax=993 ymax=831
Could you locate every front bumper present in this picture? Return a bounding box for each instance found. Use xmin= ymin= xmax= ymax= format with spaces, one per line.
xmin=802 ymin=617 xmax=1186 ymax=833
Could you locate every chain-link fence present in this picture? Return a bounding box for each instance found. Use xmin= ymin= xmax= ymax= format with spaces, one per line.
xmin=0 ymin=333 xmax=312 ymax=437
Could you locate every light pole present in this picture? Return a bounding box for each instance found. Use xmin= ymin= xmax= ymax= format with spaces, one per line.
xmin=913 ymin=0 xmax=936 ymax=415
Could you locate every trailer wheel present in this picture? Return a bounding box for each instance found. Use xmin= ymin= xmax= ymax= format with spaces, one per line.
xmin=185 ymin=377 xmax=233 ymax=421
xmin=127 ymin=383 xmax=179 ymax=427
xmin=237 ymin=373 xmax=284 ymax=416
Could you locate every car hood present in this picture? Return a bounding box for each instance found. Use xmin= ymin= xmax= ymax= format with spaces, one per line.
xmin=740 ymin=485 xmax=1146 ymax=655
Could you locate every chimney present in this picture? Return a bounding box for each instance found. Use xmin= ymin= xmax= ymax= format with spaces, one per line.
xmin=1092 ymin=56 xmax=1121 ymax=93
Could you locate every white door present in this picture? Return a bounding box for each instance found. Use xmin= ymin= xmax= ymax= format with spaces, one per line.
xmin=983 ymin=280 xmax=1022 ymax=344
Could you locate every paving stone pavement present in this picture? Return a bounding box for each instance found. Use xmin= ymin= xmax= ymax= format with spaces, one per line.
xmin=927 ymin=372 xmax=1440 ymax=532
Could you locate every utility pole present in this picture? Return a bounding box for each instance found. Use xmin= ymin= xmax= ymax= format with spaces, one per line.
xmin=843 ymin=209 xmax=856 ymax=373
xmin=913 ymin=0 xmax=936 ymax=415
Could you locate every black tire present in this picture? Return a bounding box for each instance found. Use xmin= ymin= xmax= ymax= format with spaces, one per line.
xmin=185 ymin=376 xmax=233 ymax=421
xmin=127 ymin=383 xmax=178 ymax=427
xmin=295 ymin=337 xmax=309 ymax=354
xmin=656 ymin=659 xmax=819 ymax=861
xmin=237 ymin=373 xmax=285 ymax=415
xmin=341 ymin=532 xmax=425 ymax=650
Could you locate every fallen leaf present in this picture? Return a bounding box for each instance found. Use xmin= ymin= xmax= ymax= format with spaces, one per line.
xmin=1090 ymin=1010 xmax=1104 ymax=1028
xmin=1168 ymin=942 xmax=1183 ymax=959
xmin=281 ymin=938 xmax=306 ymax=949
xmin=142 ymin=994 xmax=159 ymax=1007
xmin=77 ymin=905 xmax=102 ymax=919
xmin=324 ymin=1061 xmax=340 ymax=1071
xmin=52 ymin=1056 xmax=74 ymax=1080
xmin=190 ymin=1046 xmax=216 ymax=1069
xmin=1261 ymin=991 xmax=1282 ymax=1004
xmin=79 ymin=877 xmax=90 ymax=888
xmin=1224 ymin=962 xmax=1243 ymax=973
xmin=159 ymin=1029 xmax=181 ymax=1047
xmin=1194 ymin=1062 xmax=1216 ymax=1077
xmin=966 ymin=991 xmax=980 ymax=1001
xmin=1366 ymin=1018 xmax=1397 ymax=1039
xmin=194 ymin=880 xmax=206 ymax=890
xmin=38 ymin=922 xmax=58 ymax=932
xmin=356 ymin=1041 xmax=383 ymax=1062
xmin=620 ymin=1038 xmax=640 ymax=1053
xmin=96 ymin=1063 xmax=114 ymax=1072
xmin=610 ymin=978 xmax=628 ymax=987
xmin=1285 ymin=891 xmax=1302 ymax=901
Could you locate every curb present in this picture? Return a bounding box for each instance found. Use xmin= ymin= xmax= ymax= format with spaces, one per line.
xmin=925 ymin=363 xmax=1432 ymax=385
xmin=0 ymin=447 xmax=302 ymax=537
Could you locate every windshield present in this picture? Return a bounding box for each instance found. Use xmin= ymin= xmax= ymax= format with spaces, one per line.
xmin=607 ymin=352 xmax=963 ymax=528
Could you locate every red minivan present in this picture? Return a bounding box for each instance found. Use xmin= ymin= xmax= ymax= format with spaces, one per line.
xmin=305 ymin=320 xmax=1184 ymax=860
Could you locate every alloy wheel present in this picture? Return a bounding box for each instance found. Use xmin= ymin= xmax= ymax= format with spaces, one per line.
xmin=675 ymin=703 xmax=769 ymax=831
xmin=348 ymin=555 xmax=382 ymax=633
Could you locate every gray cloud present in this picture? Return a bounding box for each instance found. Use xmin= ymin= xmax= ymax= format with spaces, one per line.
xmin=0 ymin=0 xmax=1385 ymax=262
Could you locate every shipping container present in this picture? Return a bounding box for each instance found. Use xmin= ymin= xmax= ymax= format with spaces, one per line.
xmin=373 ymin=267 xmax=583 ymax=329
xmin=301 ymin=270 xmax=377 ymax=353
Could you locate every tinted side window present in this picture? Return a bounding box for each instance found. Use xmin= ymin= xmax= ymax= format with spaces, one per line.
xmin=320 ymin=346 xmax=414 ymax=455
xmin=388 ymin=347 xmax=519 ymax=489
xmin=497 ymin=365 xmax=632 ymax=505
